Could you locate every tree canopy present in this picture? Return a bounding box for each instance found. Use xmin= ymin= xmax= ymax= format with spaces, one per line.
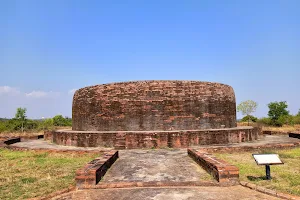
xmin=267 ymin=101 xmax=289 ymax=126
xmin=237 ymin=100 xmax=258 ymax=125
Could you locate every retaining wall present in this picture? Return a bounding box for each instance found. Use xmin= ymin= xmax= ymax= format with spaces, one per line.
xmin=45 ymin=127 xmax=261 ymax=149
xmin=188 ymin=148 xmax=239 ymax=185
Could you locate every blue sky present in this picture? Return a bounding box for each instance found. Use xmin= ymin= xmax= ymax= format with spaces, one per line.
xmin=0 ymin=0 xmax=299 ymax=119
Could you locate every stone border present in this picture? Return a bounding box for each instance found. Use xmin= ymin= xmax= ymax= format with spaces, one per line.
xmin=187 ymin=148 xmax=239 ymax=185
xmin=240 ymin=181 xmax=300 ymax=200
xmin=75 ymin=150 xmax=119 ymax=189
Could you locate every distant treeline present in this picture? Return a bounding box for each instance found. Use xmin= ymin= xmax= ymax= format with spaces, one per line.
xmin=0 ymin=113 xmax=72 ymax=133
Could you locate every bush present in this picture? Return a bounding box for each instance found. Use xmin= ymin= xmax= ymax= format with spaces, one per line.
xmin=278 ymin=115 xmax=294 ymax=126
xmin=0 ymin=121 xmax=7 ymax=132
xmin=257 ymin=117 xmax=272 ymax=126
xmin=52 ymin=115 xmax=72 ymax=126
xmin=25 ymin=120 xmax=39 ymax=131
xmin=293 ymin=115 xmax=300 ymax=124
xmin=6 ymin=118 xmax=23 ymax=131
xmin=241 ymin=115 xmax=258 ymax=123
xmin=39 ymin=118 xmax=54 ymax=130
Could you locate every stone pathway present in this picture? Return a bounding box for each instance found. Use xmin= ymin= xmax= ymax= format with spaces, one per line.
xmin=102 ymin=149 xmax=212 ymax=182
xmin=53 ymin=186 xmax=280 ymax=200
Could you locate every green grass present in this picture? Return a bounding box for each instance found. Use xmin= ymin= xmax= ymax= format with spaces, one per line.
xmin=0 ymin=148 xmax=98 ymax=200
xmin=215 ymin=148 xmax=300 ymax=196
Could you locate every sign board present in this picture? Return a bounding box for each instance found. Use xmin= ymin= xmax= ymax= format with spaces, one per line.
xmin=252 ymin=154 xmax=284 ymax=165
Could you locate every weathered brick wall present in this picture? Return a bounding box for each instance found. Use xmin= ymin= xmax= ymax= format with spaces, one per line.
xmin=76 ymin=151 xmax=118 ymax=188
xmin=72 ymin=81 xmax=236 ymax=131
xmin=46 ymin=127 xmax=260 ymax=148
xmin=188 ymin=148 xmax=239 ymax=185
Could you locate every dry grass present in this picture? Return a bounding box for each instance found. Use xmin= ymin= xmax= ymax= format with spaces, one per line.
xmin=0 ymin=149 xmax=98 ymax=200
xmin=237 ymin=122 xmax=300 ymax=132
xmin=261 ymin=124 xmax=300 ymax=132
xmin=215 ymin=148 xmax=300 ymax=196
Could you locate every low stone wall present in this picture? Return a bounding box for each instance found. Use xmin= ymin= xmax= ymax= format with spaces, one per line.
xmin=0 ymin=135 xmax=44 ymax=147
xmin=188 ymin=148 xmax=239 ymax=185
xmin=45 ymin=127 xmax=261 ymax=149
xmin=75 ymin=151 xmax=118 ymax=189
xmin=289 ymin=132 xmax=300 ymax=139
xmin=263 ymin=130 xmax=288 ymax=135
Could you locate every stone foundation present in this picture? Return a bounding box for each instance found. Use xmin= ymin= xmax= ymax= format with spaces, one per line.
xmin=45 ymin=126 xmax=261 ymax=149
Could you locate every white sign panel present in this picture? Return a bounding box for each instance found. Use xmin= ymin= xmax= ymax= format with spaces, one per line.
xmin=253 ymin=154 xmax=283 ymax=165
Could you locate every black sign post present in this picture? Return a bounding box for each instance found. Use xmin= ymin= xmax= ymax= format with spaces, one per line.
xmin=252 ymin=154 xmax=284 ymax=180
xmin=265 ymin=165 xmax=271 ymax=180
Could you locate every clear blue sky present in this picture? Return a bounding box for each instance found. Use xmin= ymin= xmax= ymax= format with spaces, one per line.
xmin=1 ymin=0 xmax=299 ymax=119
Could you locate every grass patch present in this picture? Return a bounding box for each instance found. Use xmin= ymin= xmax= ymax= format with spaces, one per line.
xmin=215 ymin=148 xmax=300 ymax=196
xmin=0 ymin=148 xmax=98 ymax=200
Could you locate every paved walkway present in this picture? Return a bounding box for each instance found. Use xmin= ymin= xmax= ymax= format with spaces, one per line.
xmin=53 ymin=186 xmax=280 ymax=200
xmin=102 ymin=149 xmax=212 ymax=182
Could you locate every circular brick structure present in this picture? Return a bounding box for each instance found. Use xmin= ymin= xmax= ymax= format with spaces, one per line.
xmin=45 ymin=80 xmax=261 ymax=148
xmin=72 ymin=80 xmax=236 ymax=131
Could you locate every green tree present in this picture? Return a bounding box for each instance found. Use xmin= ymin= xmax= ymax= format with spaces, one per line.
xmin=52 ymin=115 xmax=66 ymax=126
xmin=267 ymin=101 xmax=289 ymax=126
xmin=237 ymin=100 xmax=258 ymax=125
xmin=15 ymin=107 xmax=27 ymax=132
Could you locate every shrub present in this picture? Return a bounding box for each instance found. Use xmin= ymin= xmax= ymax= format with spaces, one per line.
xmin=278 ymin=115 xmax=294 ymax=126
xmin=257 ymin=117 xmax=272 ymax=126
xmin=52 ymin=115 xmax=72 ymax=127
xmin=39 ymin=118 xmax=54 ymax=130
xmin=25 ymin=120 xmax=39 ymax=131
xmin=241 ymin=115 xmax=258 ymax=123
